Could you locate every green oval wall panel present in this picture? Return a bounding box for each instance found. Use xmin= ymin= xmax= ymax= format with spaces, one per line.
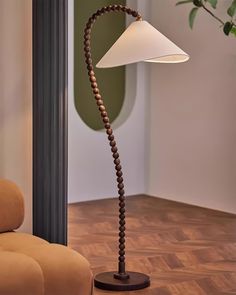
xmin=74 ymin=0 xmax=126 ymax=130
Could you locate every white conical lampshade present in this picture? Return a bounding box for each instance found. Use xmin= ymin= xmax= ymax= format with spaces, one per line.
xmin=96 ymin=20 xmax=189 ymax=68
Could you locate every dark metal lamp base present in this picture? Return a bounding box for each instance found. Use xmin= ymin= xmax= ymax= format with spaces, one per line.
xmin=94 ymin=271 xmax=150 ymax=291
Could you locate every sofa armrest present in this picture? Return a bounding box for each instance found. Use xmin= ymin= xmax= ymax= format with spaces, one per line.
xmin=0 ymin=179 xmax=24 ymax=233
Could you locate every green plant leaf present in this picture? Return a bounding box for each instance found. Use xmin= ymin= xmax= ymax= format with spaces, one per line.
xmin=230 ymin=26 xmax=236 ymax=36
xmin=227 ymin=0 xmax=236 ymax=17
xmin=176 ymin=0 xmax=193 ymax=5
xmin=206 ymin=0 xmax=217 ymax=9
xmin=189 ymin=7 xmax=199 ymax=29
xmin=193 ymin=0 xmax=202 ymax=7
xmin=223 ymin=22 xmax=233 ymax=35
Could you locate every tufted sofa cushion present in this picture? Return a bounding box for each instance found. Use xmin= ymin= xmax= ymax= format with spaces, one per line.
xmin=0 ymin=179 xmax=24 ymax=233
xmin=0 ymin=180 xmax=93 ymax=295
xmin=0 ymin=232 xmax=93 ymax=295
xmin=0 ymin=250 xmax=44 ymax=295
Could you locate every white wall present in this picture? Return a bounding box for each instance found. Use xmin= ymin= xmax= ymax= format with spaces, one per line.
xmin=0 ymin=0 xmax=32 ymax=232
xmin=148 ymin=0 xmax=236 ymax=213
xmin=68 ymin=0 xmax=150 ymax=202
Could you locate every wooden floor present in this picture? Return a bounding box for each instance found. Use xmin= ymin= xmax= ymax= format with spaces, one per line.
xmin=68 ymin=195 xmax=236 ymax=295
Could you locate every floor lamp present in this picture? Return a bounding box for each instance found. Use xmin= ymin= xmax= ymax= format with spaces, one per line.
xmin=83 ymin=4 xmax=189 ymax=291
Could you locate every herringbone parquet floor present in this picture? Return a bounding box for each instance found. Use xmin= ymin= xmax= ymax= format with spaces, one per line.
xmin=68 ymin=195 xmax=236 ymax=295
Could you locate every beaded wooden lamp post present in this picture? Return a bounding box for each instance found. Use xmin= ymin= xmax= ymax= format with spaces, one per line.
xmin=83 ymin=4 xmax=189 ymax=291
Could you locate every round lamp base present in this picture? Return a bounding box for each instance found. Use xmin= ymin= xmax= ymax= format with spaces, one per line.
xmin=94 ymin=271 xmax=150 ymax=291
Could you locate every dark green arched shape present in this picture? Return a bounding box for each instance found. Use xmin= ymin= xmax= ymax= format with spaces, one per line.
xmin=74 ymin=0 xmax=126 ymax=130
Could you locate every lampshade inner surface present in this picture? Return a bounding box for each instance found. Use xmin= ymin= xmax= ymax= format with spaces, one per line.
xmin=145 ymin=54 xmax=189 ymax=63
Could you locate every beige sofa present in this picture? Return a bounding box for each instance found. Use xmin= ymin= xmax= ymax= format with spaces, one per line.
xmin=0 ymin=179 xmax=93 ymax=295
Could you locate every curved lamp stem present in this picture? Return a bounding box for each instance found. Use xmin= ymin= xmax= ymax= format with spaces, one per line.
xmin=83 ymin=5 xmax=150 ymax=291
